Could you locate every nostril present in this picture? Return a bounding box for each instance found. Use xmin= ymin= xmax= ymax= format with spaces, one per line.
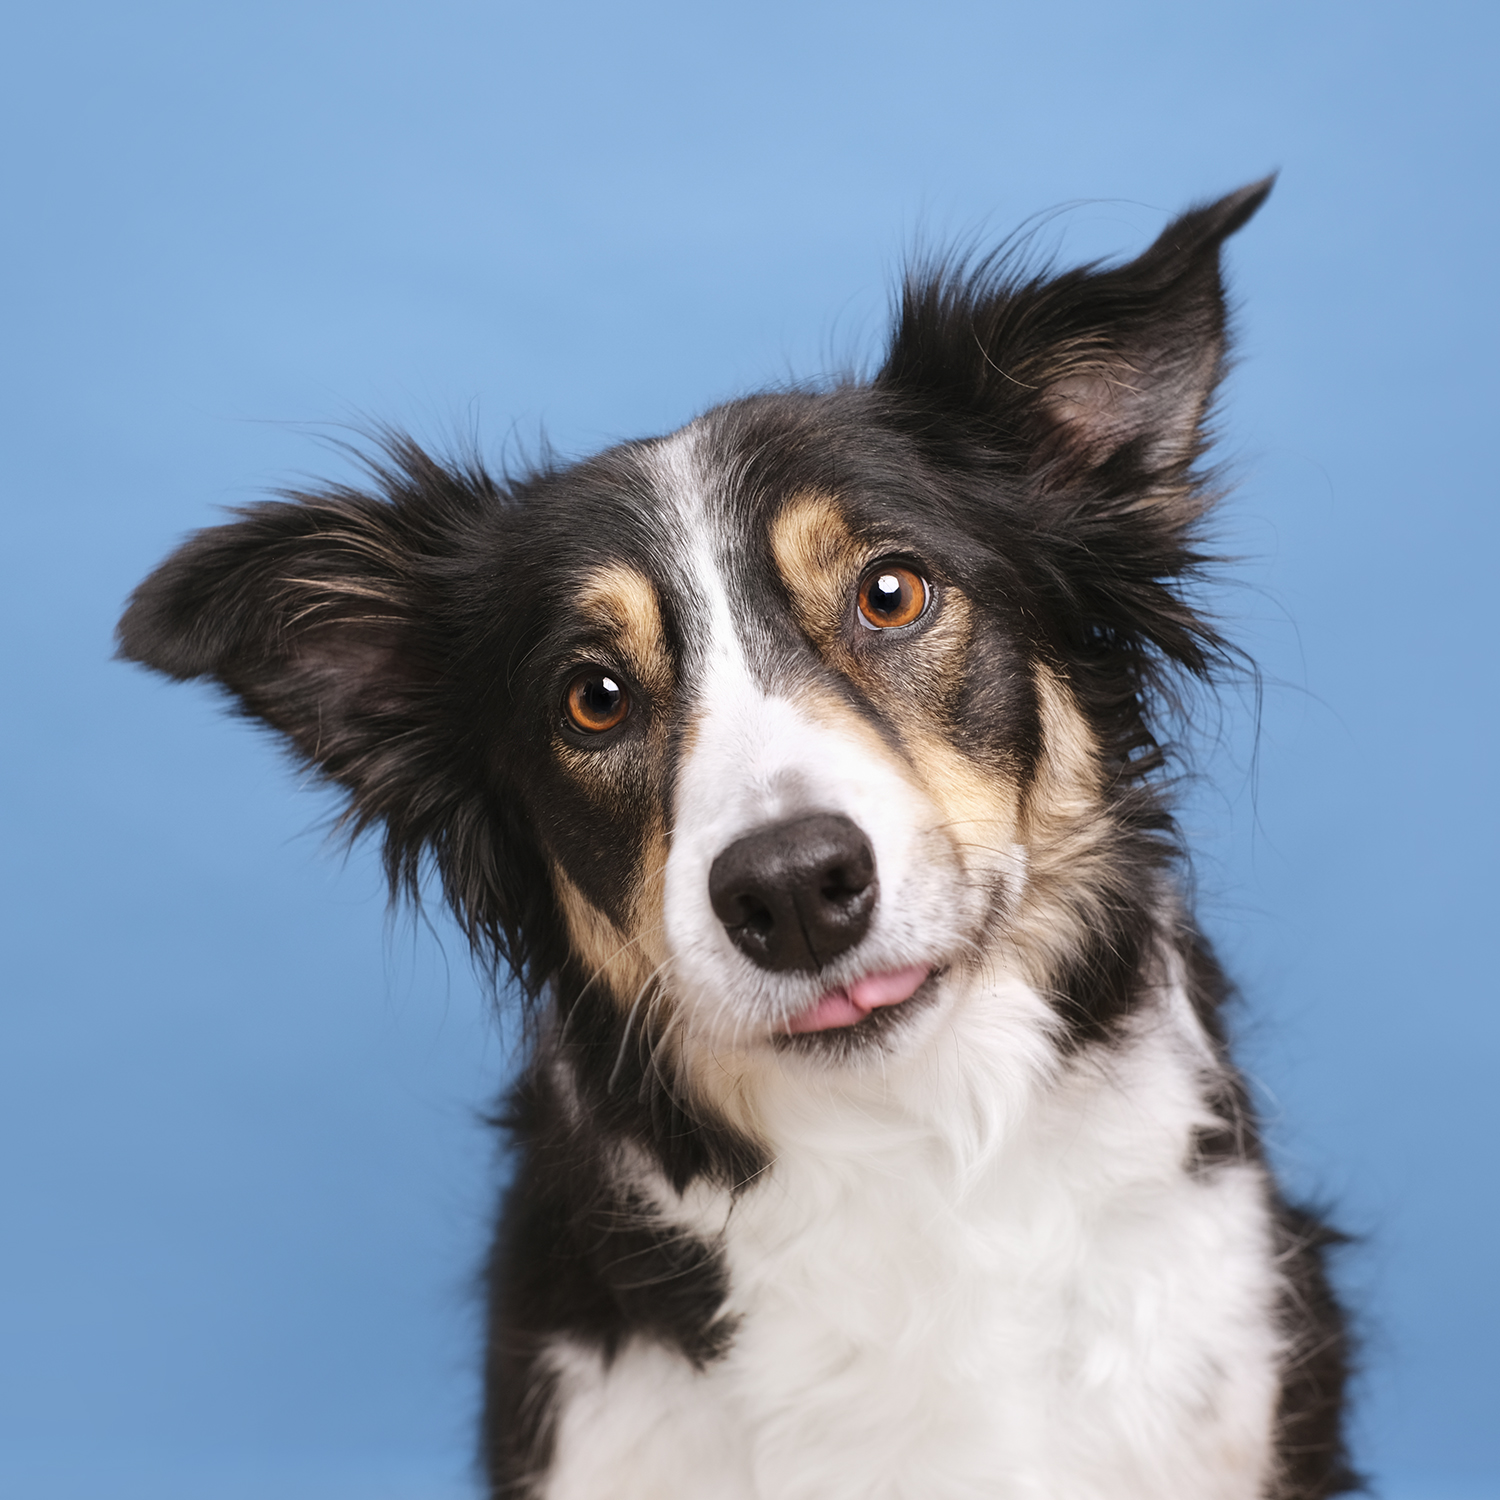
xmin=815 ymin=836 xmax=875 ymax=911
xmin=732 ymin=895 xmax=774 ymax=937
xmin=820 ymin=856 xmax=872 ymax=902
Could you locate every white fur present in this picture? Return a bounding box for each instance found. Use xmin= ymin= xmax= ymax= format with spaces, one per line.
xmin=543 ymin=980 xmax=1284 ymax=1500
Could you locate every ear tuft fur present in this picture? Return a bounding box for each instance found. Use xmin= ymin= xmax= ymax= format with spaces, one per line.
xmin=878 ymin=177 xmax=1273 ymax=480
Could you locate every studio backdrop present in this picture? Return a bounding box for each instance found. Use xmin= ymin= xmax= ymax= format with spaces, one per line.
xmin=1 ymin=3 xmax=1495 ymax=1497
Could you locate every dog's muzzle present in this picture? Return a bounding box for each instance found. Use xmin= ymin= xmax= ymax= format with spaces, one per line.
xmin=707 ymin=812 xmax=876 ymax=972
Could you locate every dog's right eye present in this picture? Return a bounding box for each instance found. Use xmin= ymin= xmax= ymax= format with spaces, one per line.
xmin=563 ymin=669 xmax=630 ymax=734
xmin=857 ymin=562 xmax=928 ymax=630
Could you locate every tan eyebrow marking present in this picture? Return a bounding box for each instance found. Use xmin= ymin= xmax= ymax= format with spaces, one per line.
xmin=768 ymin=491 xmax=864 ymax=648
xmin=577 ymin=563 xmax=673 ymax=699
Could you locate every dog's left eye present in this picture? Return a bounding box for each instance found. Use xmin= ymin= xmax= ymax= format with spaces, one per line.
xmin=564 ymin=669 xmax=630 ymax=734
xmin=857 ymin=563 xmax=928 ymax=630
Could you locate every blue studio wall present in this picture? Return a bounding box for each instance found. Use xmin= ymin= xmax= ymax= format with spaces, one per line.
xmin=2 ymin=3 xmax=1495 ymax=1496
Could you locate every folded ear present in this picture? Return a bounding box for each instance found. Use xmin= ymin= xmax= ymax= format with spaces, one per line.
xmin=117 ymin=441 xmax=550 ymax=983
xmin=878 ymin=176 xmax=1274 ymax=480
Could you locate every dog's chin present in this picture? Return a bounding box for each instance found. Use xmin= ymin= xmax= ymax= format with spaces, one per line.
xmin=775 ymin=966 xmax=943 ymax=1059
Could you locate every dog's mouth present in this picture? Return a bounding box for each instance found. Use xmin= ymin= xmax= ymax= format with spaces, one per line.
xmin=783 ymin=963 xmax=934 ymax=1034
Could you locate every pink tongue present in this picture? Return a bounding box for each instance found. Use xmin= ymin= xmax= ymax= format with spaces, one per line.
xmin=785 ymin=964 xmax=932 ymax=1035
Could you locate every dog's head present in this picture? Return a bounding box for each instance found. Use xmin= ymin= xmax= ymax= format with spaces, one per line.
xmin=119 ymin=181 xmax=1267 ymax=1138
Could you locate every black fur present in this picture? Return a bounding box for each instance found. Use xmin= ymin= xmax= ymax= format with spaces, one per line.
xmin=485 ymin=1017 xmax=745 ymax=1495
xmin=118 ymin=178 xmax=1355 ymax=1498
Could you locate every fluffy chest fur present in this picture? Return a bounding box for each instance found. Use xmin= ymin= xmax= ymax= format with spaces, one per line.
xmin=540 ymin=980 xmax=1283 ymax=1500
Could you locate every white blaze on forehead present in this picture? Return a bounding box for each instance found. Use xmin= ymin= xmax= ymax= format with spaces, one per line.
xmin=644 ymin=426 xmax=769 ymax=823
xmin=646 ymin=425 xmax=754 ymax=712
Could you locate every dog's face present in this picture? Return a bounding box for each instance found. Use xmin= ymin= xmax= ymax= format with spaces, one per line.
xmin=119 ymin=181 xmax=1268 ymax=1116
xmin=511 ymin=401 xmax=1063 ymax=1068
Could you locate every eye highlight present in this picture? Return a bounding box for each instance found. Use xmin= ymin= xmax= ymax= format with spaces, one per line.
xmin=856 ymin=563 xmax=928 ymax=630
xmin=564 ymin=668 xmax=630 ymax=734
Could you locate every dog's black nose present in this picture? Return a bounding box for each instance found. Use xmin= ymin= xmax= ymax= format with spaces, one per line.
xmin=708 ymin=813 xmax=877 ymax=973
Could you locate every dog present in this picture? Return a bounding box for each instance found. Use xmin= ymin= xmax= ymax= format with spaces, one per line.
xmin=118 ymin=177 xmax=1355 ymax=1499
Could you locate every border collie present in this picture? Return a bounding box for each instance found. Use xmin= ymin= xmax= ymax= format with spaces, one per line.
xmin=118 ymin=178 xmax=1355 ymax=1499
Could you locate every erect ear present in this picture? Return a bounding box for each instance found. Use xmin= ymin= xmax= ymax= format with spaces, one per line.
xmin=878 ymin=177 xmax=1274 ymax=478
xmin=116 ymin=439 xmax=504 ymax=883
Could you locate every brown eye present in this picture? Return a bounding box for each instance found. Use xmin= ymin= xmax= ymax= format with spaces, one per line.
xmin=857 ymin=564 xmax=927 ymax=630
xmin=564 ymin=669 xmax=629 ymax=733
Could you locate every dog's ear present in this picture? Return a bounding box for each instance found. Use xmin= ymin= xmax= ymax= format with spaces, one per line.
xmin=118 ymin=440 xmax=555 ymax=986
xmin=879 ymin=177 xmax=1273 ymax=482
xmin=119 ymin=446 xmax=477 ymax=796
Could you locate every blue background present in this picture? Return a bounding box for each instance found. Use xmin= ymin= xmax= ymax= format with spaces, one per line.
xmin=2 ymin=2 xmax=1495 ymax=1496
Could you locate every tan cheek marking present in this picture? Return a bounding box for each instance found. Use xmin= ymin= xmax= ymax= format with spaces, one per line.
xmin=630 ymin=816 xmax=672 ymax=988
xmin=551 ymin=836 xmax=671 ymax=1012
xmin=769 ymin=492 xmax=862 ymax=647
xmin=1007 ymin=663 xmax=1115 ymax=984
xmin=1024 ymin=661 xmax=1103 ymax=835
xmin=576 ymin=562 xmax=673 ymax=700
xmin=907 ymin=724 xmax=1024 ymax=855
